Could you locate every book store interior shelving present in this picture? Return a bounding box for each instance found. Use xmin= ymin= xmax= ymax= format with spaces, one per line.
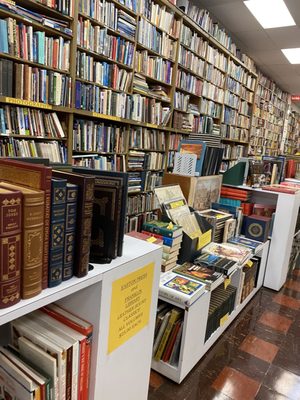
xmin=1 ymin=0 xmax=298 ymax=230
xmin=151 ymin=240 xmax=270 ymax=383
xmin=0 ymin=236 xmax=163 ymax=400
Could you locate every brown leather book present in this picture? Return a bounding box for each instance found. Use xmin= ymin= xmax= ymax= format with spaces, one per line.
xmin=53 ymin=170 xmax=95 ymax=277
xmin=0 ymin=187 xmax=22 ymax=309
xmin=0 ymin=159 xmax=52 ymax=289
xmin=0 ymin=182 xmax=45 ymax=299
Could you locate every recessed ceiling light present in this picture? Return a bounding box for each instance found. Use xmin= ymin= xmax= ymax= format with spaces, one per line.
xmin=244 ymin=0 xmax=296 ymax=29
xmin=282 ymin=48 xmax=300 ymax=64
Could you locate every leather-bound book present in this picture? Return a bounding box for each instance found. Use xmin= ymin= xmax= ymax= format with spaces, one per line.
xmin=48 ymin=178 xmax=66 ymax=287
xmin=0 ymin=187 xmax=22 ymax=309
xmin=63 ymin=183 xmax=78 ymax=281
xmin=0 ymin=159 xmax=52 ymax=289
xmin=52 ymin=170 xmax=94 ymax=277
xmin=0 ymin=182 xmax=44 ymax=299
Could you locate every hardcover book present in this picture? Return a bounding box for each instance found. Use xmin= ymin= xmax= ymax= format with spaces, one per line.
xmin=0 ymin=159 xmax=52 ymax=289
xmin=53 ymin=170 xmax=95 ymax=278
xmin=0 ymin=187 xmax=22 ymax=308
xmin=228 ymin=236 xmax=264 ymax=253
xmin=201 ymin=242 xmax=252 ymax=265
xmin=178 ymin=140 xmax=207 ymax=175
xmin=244 ymin=215 xmax=271 ymax=242
xmin=63 ymin=183 xmax=78 ymax=281
xmin=193 ymin=253 xmax=237 ymax=276
xmin=173 ymin=262 xmax=223 ymax=290
xmin=0 ymin=181 xmax=44 ymax=299
xmin=142 ymin=220 xmax=183 ymax=238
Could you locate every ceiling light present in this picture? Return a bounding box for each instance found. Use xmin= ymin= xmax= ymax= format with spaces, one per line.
xmin=244 ymin=0 xmax=296 ymax=29
xmin=282 ymin=48 xmax=300 ymax=64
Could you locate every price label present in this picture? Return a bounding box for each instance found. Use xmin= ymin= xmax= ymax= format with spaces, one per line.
xmin=220 ymin=313 xmax=229 ymax=326
xmin=224 ymin=277 xmax=231 ymax=289
xmin=170 ymin=200 xmax=185 ymax=209
xmin=146 ymin=236 xmax=157 ymax=243
xmin=246 ymin=260 xmax=253 ymax=268
xmin=5 ymin=97 xmax=52 ymax=109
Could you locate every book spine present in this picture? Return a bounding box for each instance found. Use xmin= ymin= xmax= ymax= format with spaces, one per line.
xmin=48 ymin=179 xmax=66 ymax=287
xmin=22 ymin=191 xmax=45 ymax=299
xmin=63 ymin=184 xmax=78 ymax=281
xmin=142 ymin=222 xmax=174 ymax=238
xmin=0 ymin=191 xmax=22 ymax=309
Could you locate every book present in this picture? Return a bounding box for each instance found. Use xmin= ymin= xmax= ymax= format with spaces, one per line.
xmin=173 ymin=262 xmax=223 ymax=290
xmin=223 ymin=218 xmax=236 ymax=242
xmin=52 ymin=170 xmax=95 ymax=278
xmin=63 ymin=183 xmax=78 ymax=281
xmin=0 ymin=159 xmax=52 ymax=289
xmin=0 ymin=187 xmax=22 ymax=308
xmin=201 ymin=242 xmax=251 ymax=265
xmin=126 ymin=230 xmax=163 ymax=246
xmin=142 ymin=220 xmax=183 ymax=238
xmin=227 ymin=236 xmax=264 ymax=253
xmin=141 ymin=230 xmax=183 ymax=247
xmin=49 ymin=178 xmax=67 ymax=287
xmin=178 ymin=140 xmax=207 ymax=175
xmin=73 ymin=168 xmax=128 ymax=258
xmin=0 ymin=181 xmax=44 ymax=299
xmin=193 ymin=253 xmax=237 ymax=276
xmin=159 ymin=271 xmax=206 ymax=306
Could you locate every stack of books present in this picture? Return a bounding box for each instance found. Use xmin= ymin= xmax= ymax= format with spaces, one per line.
xmin=152 ymin=302 xmax=184 ymax=366
xmin=205 ymin=284 xmax=237 ymax=341
xmin=2 ymin=303 xmax=92 ymax=400
xmin=239 ymin=258 xmax=260 ymax=304
xmin=227 ymin=236 xmax=264 ymax=254
xmin=193 ymin=253 xmax=237 ymax=276
xmin=197 ymin=209 xmax=233 ymax=243
xmin=173 ymin=262 xmax=223 ymax=290
xmin=142 ymin=220 xmax=183 ymax=271
xmin=201 ymin=242 xmax=252 ymax=265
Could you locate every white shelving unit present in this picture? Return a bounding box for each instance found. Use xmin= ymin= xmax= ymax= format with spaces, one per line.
xmin=151 ymin=241 xmax=270 ymax=383
xmin=0 ymin=236 xmax=163 ymax=400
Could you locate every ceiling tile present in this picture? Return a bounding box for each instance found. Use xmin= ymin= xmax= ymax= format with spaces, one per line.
xmin=245 ymin=49 xmax=287 ymax=65
xmin=285 ymin=0 xmax=300 ymax=26
xmin=266 ymin=26 xmax=300 ymax=48
xmin=198 ymin=0 xmax=242 ymax=7
xmin=233 ymin=30 xmax=277 ymax=51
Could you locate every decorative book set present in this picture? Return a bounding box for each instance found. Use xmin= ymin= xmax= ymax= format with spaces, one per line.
xmin=0 ymin=159 xmax=128 ymax=309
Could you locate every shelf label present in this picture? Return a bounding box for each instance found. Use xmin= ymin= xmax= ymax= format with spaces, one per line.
xmin=4 ymin=97 xmax=52 ymax=109
xmin=107 ymin=262 xmax=155 ymax=354
xmin=220 ymin=313 xmax=229 ymax=326
xmin=197 ymin=229 xmax=212 ymax=251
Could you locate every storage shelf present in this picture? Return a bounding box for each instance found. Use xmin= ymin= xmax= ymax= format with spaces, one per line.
xmin=0 ymin=96 xmax=72 ymax=112
xmin=0 ymin=134 xmax=67 ymax=141
xmin=19 ymin=0 xmax=73 ymax=21
xmin=77 ymin=46 xmax=134 ymax=71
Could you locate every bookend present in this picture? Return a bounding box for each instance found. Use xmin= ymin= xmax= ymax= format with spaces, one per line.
xmin=161 ymin=210 xmax=213 ymax=265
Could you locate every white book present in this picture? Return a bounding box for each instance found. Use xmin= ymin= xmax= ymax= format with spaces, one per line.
xmin=18 ymin=336 xmax=57 ymax=400
xmin=0 ymin=362 xmax=34 ymax=400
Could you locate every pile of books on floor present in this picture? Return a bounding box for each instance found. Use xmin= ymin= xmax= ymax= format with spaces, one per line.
xmin=152 ymin=301 xmax=184 ymax=366
xmin=0 ymin=303 xmax=92 ymax=399
xmin=141 ymin=220 xmax=183 ymax=271
xmin=0 ymin=159 xmax=128 ymax=309
xmin=205 ymin=284 xmax=237 ymax=341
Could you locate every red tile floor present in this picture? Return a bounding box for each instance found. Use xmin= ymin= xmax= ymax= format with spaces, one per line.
xmin=148 ymin=266 xmax=300 ymax=400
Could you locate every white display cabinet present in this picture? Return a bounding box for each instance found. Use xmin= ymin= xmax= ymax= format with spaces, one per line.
xmin=151 ymin=241 xmax=269 ymax=383
xmin=0 ymin=236 xmax=162 ymax=400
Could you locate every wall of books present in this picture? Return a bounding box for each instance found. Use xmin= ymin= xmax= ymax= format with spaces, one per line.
xmin=0 ymin=0 xmax=293 ymax=228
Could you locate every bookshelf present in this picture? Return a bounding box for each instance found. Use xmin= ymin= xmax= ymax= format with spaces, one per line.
xmin=151 ymin=240 xmax=270 ymax=383
xmin=0 ymin=235 xmax=163 ymax=400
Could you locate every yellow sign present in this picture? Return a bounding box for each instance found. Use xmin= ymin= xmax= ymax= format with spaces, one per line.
xmin=197 ymin=229 xmax=212 ymax=250
xmin=146 ymin=236 xmax=157 ymax=243
xmin=170 ymin=200 xmax=185 ymax=209
xmin=107 ymin=262 xmax=155 ymax=354
xmin=246 ymin=260 xmax=253 ymax=268
xmin=224 ymin=277 xmax=231 ymax=290
xmin=220 ymin=313 xmax=229 ymax=326
xmin=5 ymin=97 xmax=52 ymax=109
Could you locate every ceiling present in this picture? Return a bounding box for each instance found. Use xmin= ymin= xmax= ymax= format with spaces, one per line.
xmin=195 ymin=0 xmax=300 ymax=95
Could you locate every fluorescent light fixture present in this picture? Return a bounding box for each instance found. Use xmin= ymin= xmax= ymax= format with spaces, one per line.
xmin=244 ymin=0 xmax=296 ymax=29
xmin=282 ymin=48 xmax=300 ymax=64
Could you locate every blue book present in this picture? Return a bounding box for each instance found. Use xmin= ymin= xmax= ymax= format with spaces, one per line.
xmin=48 ymin=178 xmax=67 ymax=287
xmin=63 ymin=183 xmax=78 ymax=280
xmin=220 ymin=197 xmax=241 ymax=207
xmin=0 ymin=19 xmax=8 ymax=54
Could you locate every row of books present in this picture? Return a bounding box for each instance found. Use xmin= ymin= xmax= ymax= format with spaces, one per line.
xmin=73 ymin=153 xmax=127 ymax=171
xmin=75 ymin=83 xmax=171 ymax=125
xmin=0 ymin=106 xmax=66 ymax=138
xmin=128 ymin=150 xmax=165 ymax=170
xmin=0 ymin=159 xmax=128 ymax=307
xmin=73 ymin=119 xmax=127 ymax=153
xmin=224 ymin=91 xmax=239 ymax=109
xmin=2 ymin=304 xmax=92 ymax=400
xmin=206 ymin=44 xmax=227 ymax=73
xmin=139 ymin=1 xmax=177 ymax=34
xmin=132 ymin=74 xmax=171 ymax=102
xmin=200 ymin=98 xmax=222 ymax=119
xmin=223 ymin=107 xmax=250 ymax=129
xmin=77 ymin=22 xmax=135 ymax=67
xmin=76 ymin=52 xmax=132 ymax=92
xmin=220 ymin=124 xmax=249 ymax=143
xmin=137 ymin=18 xmax=176 ymax=60
xmin=176 ymin=69 xmax=203 ymax=96
xmin=178 ymin=45 xmax=205 ymax=77
xmin=125 ymin=209 xmax=158 ymax=232
xmin=228 ymin=60 xmax=256 ymax=91
xmin=127 ymin=191 xmax=158 ymax=215
xmin=129 ymin=127 xmax=167 ymax=150
xmin=135 ymin=50 xmax=173 ymax=84
xmin=202 ymin=81 xmax=224 ymax=103
xmin=204 ymin=64 xmax=225 ymax=88
xmin=79 ymin=0 xmax=138 ymax=18
xmin=180 ymin=24 xmax=207 ymax=59
xmin=0 ymin=17 xmax=70 ymax=71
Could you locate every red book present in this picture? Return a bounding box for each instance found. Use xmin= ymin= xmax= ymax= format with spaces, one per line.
xmin=262 ymin=185 xmax=299 ymax=194
xmin=162 ymin=320 xmax=182 ymax=363
xmin=126 ymin=231 xmax=163 ymax=246
xmin=286 ymin=160 xmax=296 ymax=178
xmin=42 ymin=304 xmax=93 ymax=400
xmin=0 ymin=159 xmax=52 ymax=289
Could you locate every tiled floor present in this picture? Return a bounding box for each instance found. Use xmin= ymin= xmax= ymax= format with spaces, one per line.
xmin=148 ymin=265 xmax=300 ymax=399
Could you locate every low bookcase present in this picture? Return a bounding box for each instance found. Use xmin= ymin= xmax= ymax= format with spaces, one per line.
xmin=0 ymin=236 xmax=162 ymax=400
xmin=151 ymin=240 xmax=269 ymax=383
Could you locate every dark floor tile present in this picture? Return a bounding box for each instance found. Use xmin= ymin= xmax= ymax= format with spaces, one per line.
xmin=255 ymin=385 xmax=292 ymax=400
xmin=273 ymin=294 xmax=300 ymax=310
xmin=292 ymin=269 xmax=300 ymax=278
xmin=239 ymin=335 xmax=279 ymax=363
xmin=212 ymin=366 xmax=261 ymax=400
xmin=285 ymin=280 xmax=300 ymax=292
xmin=149 ymin=370 xmax=165 ymax=390
xmin=258 ymin=311 xmax=293 ymax=334
xmin=186 ymin=386 xmax=232 ymax=400
xmin=282 ymin=287 xmax=300 ymax=300
xmin=228 ymin=350 xmax=270 ymax=383
xmin=263 ymin=365 xmax=300 ymax=400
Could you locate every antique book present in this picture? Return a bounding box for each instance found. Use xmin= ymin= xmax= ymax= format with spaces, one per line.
xmin=0 ymin=181 xmax=44 ymax=299
xmin=0 ymin=187 xmax=22 ymax=308
xmin=201 ymin=242 xmax=251 ymax=265
xmin=142 ymin=220 xmax=183 ymax=238
xmin=63 ymin=183 xmax=78 ymax=281
xmin=49 ymin=178 xmax=67 ymax=287
xmin=173 ymin=263 xmax=223 ymax=290
xmin=52 ymin=170 xmax=95 ymax=278
xmin=73 ymin=168 xmax=128 ymax=258
xmin=0 ymin=159 xmax=52 ymax=289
